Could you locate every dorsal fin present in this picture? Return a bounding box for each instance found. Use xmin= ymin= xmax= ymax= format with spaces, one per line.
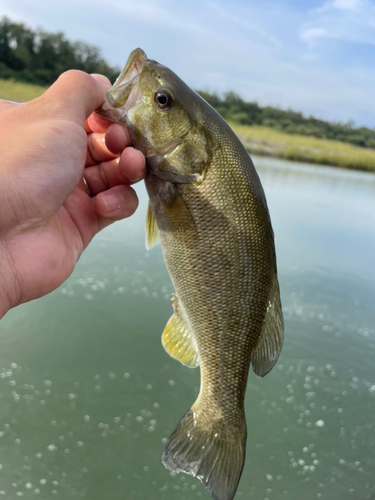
xmin=145 ymin=201 xmax=159 ymax=250
xmin=251 ymin=274 xmax=284 ymax=377
xmin=162 ymin=294 xmax=199 ymax=368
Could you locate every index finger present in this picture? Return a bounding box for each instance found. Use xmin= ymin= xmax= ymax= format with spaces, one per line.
xmin=86 ymin=112 xmax=115 ymax=134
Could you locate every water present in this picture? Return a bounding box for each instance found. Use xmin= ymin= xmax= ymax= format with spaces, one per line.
xmin=0 ymin=156 xmax=374 ymax=500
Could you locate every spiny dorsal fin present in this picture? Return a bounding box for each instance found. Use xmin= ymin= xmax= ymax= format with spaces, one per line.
xmin=145 ymin=201 xmax=159 ymax=250
xmin=162 ymin=294 xmax=199 ymax=368
xmin=251 ymin=274 xmax=284 ymax=377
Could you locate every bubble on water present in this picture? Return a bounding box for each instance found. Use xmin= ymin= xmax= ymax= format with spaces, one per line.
xmin=16 ymin=492 xmax=24 ymax=497
xmin=146 ymin=384 xmax=152 ymax=390
xmin=95 ymin=385 xmax=101 ymax=391
xmin=266 ymin=474 xmax=273 ymax=481
xmin=298 ymin=459 xmax=305 ymax=466
xmin=109 ymin=373 xmax=116 ymax=379
xmin=136 ymin=416 xmax=143 ymax=422
xmin=84 ymin=294 xmax=93 ymax=300
xmin=84 ymin=415 xmax=90 ymax=422
xmin=153 ymin=402 xmax=159 ymax=409
xmin=47 ymin=444 xmax=57 ymax=451
xmin=161 ymin=437 xmax=167 ymax=444
xmin=15 ymin=439 xmax=21 ymax=444
xmin=168 ymin=380 xmax=175 ymax=386
xmin=123 ymin=373 xmax=130 ymax=379
xmin=39 ymin=479 xmax=47 ymax=485
xmin=315 ymin=420 xmax=325 ymax=427
xmin=303 ymin=447 xmax=309 ymax=453
xmin=68 ymin=394 xmax=76 ymax=400
xmin=25 ymin=483 xmax=32 ymax=490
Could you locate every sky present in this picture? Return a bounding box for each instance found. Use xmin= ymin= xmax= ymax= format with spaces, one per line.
xmin=1 ymin=0 xmax=375 ymax=127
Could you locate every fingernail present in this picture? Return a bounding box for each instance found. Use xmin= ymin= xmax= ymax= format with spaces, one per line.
xmin=130 ymin=167 xmax=147 ymax=183
xmin=102 ymin=193 xmax=122 ymax=213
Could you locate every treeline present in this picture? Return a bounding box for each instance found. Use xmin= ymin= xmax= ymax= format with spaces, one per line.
xmin=0 ymin=17 xmax=119 ymax=85
xmin=1 ymin=17 xmax=374 ymax=149
xmin=198 ymin=91 xmax=375 ymax=149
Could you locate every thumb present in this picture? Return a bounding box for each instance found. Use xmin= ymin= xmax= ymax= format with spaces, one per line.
xmin=38 ymin=70 xmax=112 ymax=127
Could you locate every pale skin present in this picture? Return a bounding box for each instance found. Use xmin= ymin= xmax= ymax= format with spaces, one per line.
xmin=0 ymin=70 xmax=146 ymax=319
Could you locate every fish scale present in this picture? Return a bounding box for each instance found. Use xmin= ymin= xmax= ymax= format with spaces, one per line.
xmin=97 ymin=47 xmax=284 ymax=500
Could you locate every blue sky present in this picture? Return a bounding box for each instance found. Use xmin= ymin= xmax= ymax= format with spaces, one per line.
xmin=1 ymin=0 xmax=375 ymax=127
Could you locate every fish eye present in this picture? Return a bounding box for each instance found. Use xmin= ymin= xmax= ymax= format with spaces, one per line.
xmin=154 ymin=90 xmax=173 ymax=109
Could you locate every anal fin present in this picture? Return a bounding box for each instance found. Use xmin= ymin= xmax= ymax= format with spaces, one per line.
xmin=162 ymin=294 xmax=199 ymax=368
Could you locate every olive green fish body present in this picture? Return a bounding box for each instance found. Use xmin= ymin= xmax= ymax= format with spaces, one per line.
xmin=97 ymin=48 xmax=284 ymax=500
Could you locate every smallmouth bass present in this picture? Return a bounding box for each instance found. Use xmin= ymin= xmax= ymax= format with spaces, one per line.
xmin=97 ymin=48 xmax=284 ymax=500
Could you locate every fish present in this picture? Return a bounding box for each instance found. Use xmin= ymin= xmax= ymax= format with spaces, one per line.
xmin=97 ymin=48 xmax=284 ymax=500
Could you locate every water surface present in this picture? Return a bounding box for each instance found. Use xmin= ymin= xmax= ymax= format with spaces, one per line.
xmin=1 ymin=156 xmax=374 ymax=500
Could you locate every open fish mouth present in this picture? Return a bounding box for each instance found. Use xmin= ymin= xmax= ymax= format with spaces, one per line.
xmin=96 ymin=48 xmax=147 ymax=122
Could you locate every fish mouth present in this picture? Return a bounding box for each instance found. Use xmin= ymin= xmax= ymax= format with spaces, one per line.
xmin=96 ymin=48 xmax=147 ymax=122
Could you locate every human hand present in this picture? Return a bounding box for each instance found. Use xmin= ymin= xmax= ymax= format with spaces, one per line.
xmin=0 ymin=71 xmax=146 ymax=318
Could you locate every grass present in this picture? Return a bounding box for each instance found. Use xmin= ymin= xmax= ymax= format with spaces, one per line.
xmin=230 ymin=123 xmax=375 ymax=172
xmin=0 ymin=79 xmax=47 ymax=102
xmin=1 ymin=79 xmax=374 ymax=172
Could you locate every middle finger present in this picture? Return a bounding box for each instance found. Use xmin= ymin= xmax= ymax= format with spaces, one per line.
xmin=84 ymin=147 xmax=146 ymax=196
xmin=86 ymin=132 xmax=118 ymax=166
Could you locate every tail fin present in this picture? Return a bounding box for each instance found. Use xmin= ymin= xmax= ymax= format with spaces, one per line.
xmin=162 ymin=409 xmax=246 ymax=500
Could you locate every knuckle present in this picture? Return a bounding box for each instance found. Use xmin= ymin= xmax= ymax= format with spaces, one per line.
xmin=59 ymin=70 xmax=99 ymax=95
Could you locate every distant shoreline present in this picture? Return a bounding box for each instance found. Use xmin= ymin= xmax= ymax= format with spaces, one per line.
xmin=230 ymin=123 xmax=375 ymax=173
xmin=1 ymin=79 xmax=374 ymax=173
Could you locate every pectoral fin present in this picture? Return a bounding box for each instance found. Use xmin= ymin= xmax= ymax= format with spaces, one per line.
xmin=162 ymin=294 xmax=199 ymax=368
xmin=145 ymin=201 xmax=159 ymax=250
xmin=251 ymin=275 xmax=284 ymax=377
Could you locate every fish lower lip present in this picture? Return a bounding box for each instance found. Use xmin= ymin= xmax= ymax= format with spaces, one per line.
xmin=95 ymin=107 xmax=122 ymax=122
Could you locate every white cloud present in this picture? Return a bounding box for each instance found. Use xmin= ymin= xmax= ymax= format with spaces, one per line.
xmin=331 ymin=0 xmax=362 ymax=10
xmin=300 ymin=27 xmax=330 ymax=44
xmin=300 ymin=0 xmax=375 ymax=46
